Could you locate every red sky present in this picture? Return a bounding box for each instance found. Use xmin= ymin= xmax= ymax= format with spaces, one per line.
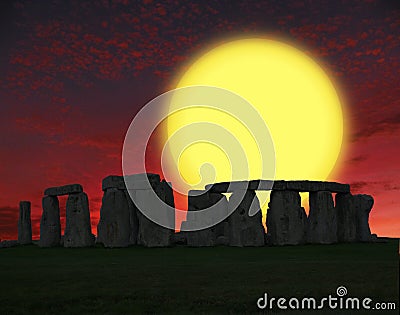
xmin=0 ymin=0 xmax=399 ymax=239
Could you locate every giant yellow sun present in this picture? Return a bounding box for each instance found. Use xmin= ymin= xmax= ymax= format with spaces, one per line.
xmin=165 ymin=38 xmax=344 ymax=201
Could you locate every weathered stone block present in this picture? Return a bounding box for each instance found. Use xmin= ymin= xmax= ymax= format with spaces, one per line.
xmin=39 ymin=196 xmax=61 ymax=247
xmin=64 ymin=192 xmax=95 ymax=247
xmin=228 ymin=190 xmax=265 ymax=247
xmin=97 ymin=189 xmax=132 ymax=247
xmin=44 ymin=184 xmax=83 ymax=196
xmin=266 ymin=190 xmax=307 ymax=245
xmin=354 ymin=194 xmax=374 ymax=242
xmin=307 ymin=191 xmax=337 ymax=244
xmin=206 ymin=180 xmax=350 ymax=193
xmin=18 ymin=201 xmax=32 ymax=245
xmin=133 ymin=184 xmax=175 ymax=247
xmin=182 ymin=190 xmax=229 ymax=247
xmin=336 ymin=193 xmax=357 ymax=242
xmin=102 ymin=174 xmax=161 ymax=191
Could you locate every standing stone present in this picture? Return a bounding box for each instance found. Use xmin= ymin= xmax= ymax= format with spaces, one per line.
xmin=307 ymin=191 xmax=337 ymax=244
xmin=64 ymin=192 xmax=95 ymax=247
xmin=125 ymin=190 xmax=139 ymax=245
xmin=97 ymin=188 xmax=131 ymax=247
xmin=183 ymin=191 xmax=228 ymax=247
xmin=18 ymin=201 xmax=32 ymax=245
xmin=336 ymin=193 xmax=357 ymax=242
xmin=354 ymin=194 xmax=374 ymax=242
xmin=228 ymin=190 xmax=265 ymax=247
xmin=39 ymin=196 xmax=61 ymax=247
xmin=134 ymin=181 xmax=175 ymax=247
xmin=266 ymin=190 xmax=307 ymax=245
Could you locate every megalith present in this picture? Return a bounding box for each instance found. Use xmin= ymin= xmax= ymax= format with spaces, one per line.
xmin=39 ymin=196 xmax=61 ymax=247
xmin=128 ymin=177 xmax=175 ymax=247
xmin=18 ymin=201 xmax=32 ymax=245
xmin=64 ymin=192 xmax=95 ymax=247
xmin=266 ymin=190 xmax=307 ymax=245
xmin=182 ymin=190 xmax=229 ymax=247
xmin=336 ymin=193 xmax=357 ymax=242
xmin=228 ymin=190 xmax=265 ymax=247
xmin=354 ymin=194 xmax=374 ymax=242
xmin=97 ymin=188 xmax=131 ymax=247
xmin=307 ymin=191 xmax=337 ymax=244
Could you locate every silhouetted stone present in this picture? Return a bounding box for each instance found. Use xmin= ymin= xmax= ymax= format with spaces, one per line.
xmin=136 ymin=210 xmax=173 ymax=247
xmin=102 ymin=174 xmax=160 ymax=191
xmin=18 ymin=201 xmax=32 ymax=245
xmin=182 ymin=190 xmax=229 ymax=247
xmin=205 ymin=180 xmax=271 ymax=192
xmin=125 ymin=190 xmax=139 ymax=245
xmin=206 ymin=180 xmax=349 ymax=193
xmin=39 ymin=196 xmax=61 ymax=247
xmin=97 ymin=188 xmax=131 ymax=247
xmin=336 ymin=193 xmax=357 ymax=242
xmin=64 ymin=192 xmax=95 ymax=247
xmin=354 ymin=194 xmax=374 ymax=242
xmin=336 ymin=193 xmax=374 ymax=243
xmin=44 ymin=184 xmax=83 ymax=196
xmin=275 ymin=181 xmax=349 ymax=193
xmin=228 ymin=190 xmax=265 ymax=247
xmin=307 ymin=191 xmax=337 ymax=244
xmin=267 ymin=190 xmax=307 ymax=245
xmin=134 ymin=181 xmax=175 ymax=247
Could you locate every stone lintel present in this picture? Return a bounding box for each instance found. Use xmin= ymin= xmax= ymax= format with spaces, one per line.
xmin=205 ymin=180 xmax=349 ymax=193
xmin=102 ymin=174 xmax=161 ymax=191
xmin=44 ymin=184 xmax=83 ymax=196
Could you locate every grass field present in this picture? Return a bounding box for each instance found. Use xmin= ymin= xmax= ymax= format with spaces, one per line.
xmin=0 ymin=240 xmax=398 ymax=314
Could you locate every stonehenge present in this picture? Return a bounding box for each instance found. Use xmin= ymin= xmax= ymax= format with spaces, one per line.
xmin=40 ymin=184 xmax=95 ymax=247
xmin=206 ymin=180 xmax=374 ymax=246
xmin=9 ymin=177 xmax=376 ymax=249
xmin=98 ymin=174 xmax=175 ymax=247
xmin=18 ymin=201 xmax=32 ymax=245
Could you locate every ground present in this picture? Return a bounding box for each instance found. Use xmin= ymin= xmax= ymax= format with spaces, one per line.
xmin=0 ymin=240 xmax=398 ymax=314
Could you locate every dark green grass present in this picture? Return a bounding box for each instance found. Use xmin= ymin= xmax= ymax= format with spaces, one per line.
xmin=0 ymin=240 xmax=398 ymax=314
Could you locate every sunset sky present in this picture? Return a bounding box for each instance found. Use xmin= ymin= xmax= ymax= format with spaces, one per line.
xmin=0 ymin=0 xmax=399 ymax=239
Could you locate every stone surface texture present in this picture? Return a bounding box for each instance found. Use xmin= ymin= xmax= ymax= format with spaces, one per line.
xmin=227 ymin=190 xmax=265 ymax=247
xmin=206 ymin=180 xmax=349 ymax=193
xmin=18 ymin=201 xmax=32 ymax=245
xmin=64 ymin=192 xmax=95 ymax=247
xmin=266 ymin=190 xmax=308 ymax=245
xmin=44 ymin=184 xmax=83 ymax=196
xmin=97 ymin=188 xmax=132 ymax=247
xmin=39 ymin=196 xmax=61 ymax=247
xmin=354 ymin=194 xmax=374 ymax=242
xmin=307 ymin=191 xmax=337 ymax=244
